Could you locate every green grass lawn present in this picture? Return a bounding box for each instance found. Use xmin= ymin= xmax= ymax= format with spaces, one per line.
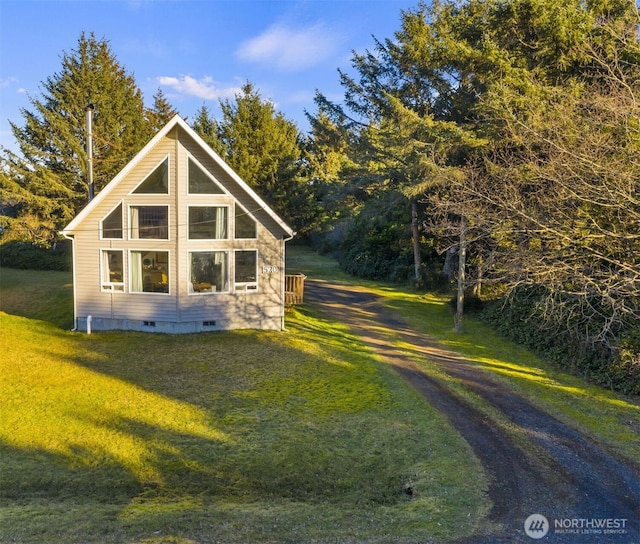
xmin=0 ymin=260 xmax=488 ymax=544
xmin=1 ymin=247 xmax=638 ymax=544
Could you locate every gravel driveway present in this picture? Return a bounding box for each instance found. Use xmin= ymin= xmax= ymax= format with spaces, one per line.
xmin=305 ymin=279 xmax=639 ymax=544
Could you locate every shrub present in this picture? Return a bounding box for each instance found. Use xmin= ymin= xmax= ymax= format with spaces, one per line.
xmin=483 ymin=287 xmax=640 ymax=395
xmin=336 ymin=192 xmax=440 ymax=284
xmin=0 ymin=240 xmax=71 ymax=271
xmin=612 ymin=327 xmax=640 ymax=395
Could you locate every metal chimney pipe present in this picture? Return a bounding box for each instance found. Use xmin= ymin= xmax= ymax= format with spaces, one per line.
xmin=85 ymin=103 xmax=95 ymax=202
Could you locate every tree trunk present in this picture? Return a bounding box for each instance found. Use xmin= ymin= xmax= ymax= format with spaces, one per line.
xmin=474 ymin=254 xmax=482 ymax=298
xmin=455 ymin=217 xmax=467 ymax=333
xmin=411 ymin=199 xmax=422 ymax=285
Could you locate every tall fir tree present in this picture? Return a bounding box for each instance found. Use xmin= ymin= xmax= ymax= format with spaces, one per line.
xmin=216 ymin=83 xmax=312 ymax=232
xmin=5 ymin=32 xmax=151 ymax=227
xmin=190 ymin=104 xmax=226 ymax=156
xmin=146 ymin=88 xmax=179 ymax=133
xmin=217 ymin=83 xmax=300 ymax=191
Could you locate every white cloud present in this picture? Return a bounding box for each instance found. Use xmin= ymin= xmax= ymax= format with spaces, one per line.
xmin=157 ymin=75 xmax=241 ymax=101
xmin=0 ymin=77 xmax=18 ymax=88
xmin=237 ymin=23 xmax=343 ymax=71
xmin=2 ymin=79 xmax=29 ymax=95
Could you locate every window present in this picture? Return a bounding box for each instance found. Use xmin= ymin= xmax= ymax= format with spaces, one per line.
xmin=235 ymin=250 xmax=257 ymax=290
xmin=188 ymin=157 xmax=224 ymax=194
xmin=132 ymin=158 xmax=168 ymax=194
xmin=101 ymin=203 xmax=123 ymax=239
xmin=130 ymin=251 xmax=169 ymax=293
xmin=188 ymin=206 xmax=228 ymax=239
xmin=101 ymin=250 xmax=124 ymax=291
xmin=130 ymin=206 xmax=168 ymax=239
xmin=189 ymin=251 xmax=228 ymax=293
xmin=235 ymin=203 xmax=256 ymax=239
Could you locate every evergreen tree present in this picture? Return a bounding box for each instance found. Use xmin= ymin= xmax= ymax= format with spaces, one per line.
xmin=218 ymin=83 xmax=300 ymax=190
xmin=312 ymin=3 xmax=483 ymax=286
xmin=146 ymin=88 xmax=179 ymax=132
xmin=4 ymin=32 xmax=151 ymax=229
xmin=314 ymin=0 xmax=640 ymax=336
xmin=301 ymin=106 xmax=359 ymax=245
xmin=190 ymin=104 xmax=226 ymax=156
xmin=216 ymin=83 xmax=312 ymax=232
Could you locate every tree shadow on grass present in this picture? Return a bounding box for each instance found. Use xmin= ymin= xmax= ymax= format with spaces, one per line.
xmin=2 ymin=308 xmax=416 ymax=505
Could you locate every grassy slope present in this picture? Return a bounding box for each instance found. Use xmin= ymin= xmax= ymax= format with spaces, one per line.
xmin=0 ymin=262 xmax=488 ymax=544
xmin=2 ymin=247 xmax=638 ymax=544
xmin=0 ymin=267 xmax=74 ymax=329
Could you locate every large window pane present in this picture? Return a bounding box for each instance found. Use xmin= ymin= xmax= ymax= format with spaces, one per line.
xmin=235 ymin=250 xmax=257 ymax=288
xmin=101 ymin=250 xmax=124 ymax=291
xmin=131 ymin=251 xmax=169 ymax=293
xmin=190 ymin=251 xmax=228 ymax=293
xmin=102 ymin=204 xmax=123 ymax=239
xmin=132 ymin=158 xmax=168 ymax=194
xmin=235 ymin=203 xmax=256 ymax=239
xmin=188 ymin=158 xmax=224 ymax=194
xmin=188 ymin=207 xmax=228 ymax=239
xmin=130 ymin=206 xmax=168 ymax=239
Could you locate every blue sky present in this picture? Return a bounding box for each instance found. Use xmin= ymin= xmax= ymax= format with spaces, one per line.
xmin=0 ymin=0 xmax=414 ymax=153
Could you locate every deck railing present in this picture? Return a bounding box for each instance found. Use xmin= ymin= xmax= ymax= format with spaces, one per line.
xmin=285 ymin=274 xmax=306 ymax=306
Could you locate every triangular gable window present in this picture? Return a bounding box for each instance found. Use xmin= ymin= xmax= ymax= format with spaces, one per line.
xmin=188 ymin=158 xmax=224 ymax=194
xmin=132 ymin=158 xmax=168 ymax=194
xmin=235 ymin=203 xmax=256 ymax=239
xmin=102 ymin=203 xmax=123 ymax=239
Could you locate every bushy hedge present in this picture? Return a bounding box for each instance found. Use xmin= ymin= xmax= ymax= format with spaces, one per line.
xmin=0 ymin=240 xmax=71 ymax=271
xmin=483 ymin=288 xmax=640 ymax=395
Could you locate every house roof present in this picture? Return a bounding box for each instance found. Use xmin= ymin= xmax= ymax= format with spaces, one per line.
xmin=61 ymin=114 xmax=294 ymax=238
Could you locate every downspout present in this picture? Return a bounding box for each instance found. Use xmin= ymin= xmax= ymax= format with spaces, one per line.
xmin=61 ymin=232 xmax=78 ymax=331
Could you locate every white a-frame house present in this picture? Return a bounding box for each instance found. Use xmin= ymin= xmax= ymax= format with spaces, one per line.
xmin=61 ymin=115 xmax=295 ymax=333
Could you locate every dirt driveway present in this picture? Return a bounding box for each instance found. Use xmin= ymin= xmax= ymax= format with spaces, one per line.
xmin=305 ymin=279 xmax=639 ymax=544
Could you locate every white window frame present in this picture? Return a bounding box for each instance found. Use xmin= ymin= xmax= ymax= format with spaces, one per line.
xmin=129 ymin=250 xmax=170 ymax=294
xmin=234 ymin=249 xmax=258 ymax=291
xmin=234 ymin=202 xmax=258 ymax=240
xmin=100 ymin=202 xmax=124 ymax=240
xmin=129 ymin=205 xmax=169 ymax=240
xmin=187 ymin=205 xmax=229 ymax=240
xmin=100 ymin=249 xmax=125 ymax=292
xmin=188 ymin=250 xmax=229 ymax=295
